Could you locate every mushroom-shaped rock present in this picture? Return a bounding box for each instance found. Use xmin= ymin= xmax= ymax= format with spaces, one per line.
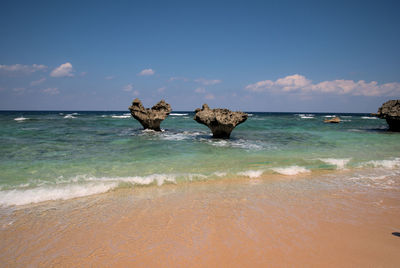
xmin=194 ymin=104 xmax=248 ymax=138
xmin=129 ymin=98 xmax=171 ymax=131
xmin=375 ymin=99 xmax=400 ymax=131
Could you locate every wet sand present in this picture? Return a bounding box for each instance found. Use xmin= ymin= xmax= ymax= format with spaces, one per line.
xmin=1 ymin=174 xmax=400 ymax=267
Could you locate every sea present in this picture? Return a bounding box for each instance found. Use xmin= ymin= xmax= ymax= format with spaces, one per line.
xmin=0 ymin=111 xmax=399 ymax=207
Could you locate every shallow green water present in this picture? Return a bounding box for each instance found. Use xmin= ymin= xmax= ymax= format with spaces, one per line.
xmin=0 ymin=111 xmax=399 ymax=206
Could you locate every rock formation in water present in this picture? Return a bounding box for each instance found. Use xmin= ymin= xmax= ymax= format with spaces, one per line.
xmin=129 ymin=98 xmax=171 ymax=131
xmin=194 ymin=104 xmax=248 ymax=138
xmin=324 ymin=117 xmax=341 ymax=123
xmin=375 ymin=99 xmax=400 ymax=131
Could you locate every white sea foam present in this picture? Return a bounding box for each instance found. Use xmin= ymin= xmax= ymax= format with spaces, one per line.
xmin=300 ymin=116 xmax=314 ymax=119
xmin=213 ymin=172 xmax=227 ymax=177
xmin=64 ymin=114 xmax=76 ymax=119
xmin=208 ymin=139 xmax=264 ymax=150
xmin=0 ymin=174 xmax=181 ymax=206
xmin=361 ymin=116 xmax=378 ymax=119
xmin=238 ymin=170 xmax=263 ymax=178
xmin=170 ymin=113 xmax=188 ymax=116
xmin=111 ymin=115 xmax=131 ymax=119
xmin=84 ymin=174 xmax=177 ymax=186
xmin=14 ymin=117 xmax=28 ymax=121
xmin=319 ymin=158 xmax=351 ymax=169
xmin=0 ymin=182 xmax=118 ymax=206
xmin=362 ymin=158 xmax=400 ymax=169
xmin=324 ymin=115 xmax=336 ymax=118
xmin=271 ymin=166 xmax=310 ymax=175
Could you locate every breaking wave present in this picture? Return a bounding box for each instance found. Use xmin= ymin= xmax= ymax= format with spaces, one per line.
xmin=362 ymin=158 xmax=400 ymax=169
xmin=271 ymin=166 xmax=310 ymax=175
xmin=14 ymin=117 xmax=28 ymax=121
xmin=0 ymin=182 xmax=118 ymax=206
xmin=238 ymin=170 xmax=264 ymax=178
xmin=111 ymin=114 xmax=131 ymax=119
xmin=64 ymin=114 xmax=76 ymax=119
xmin=319 ymin=158 xmax=351 ymax=169
xmin=170 ymin=113 xmax=189 ymax=116
xmin=361 ymin=116 xmax=378 ymax=119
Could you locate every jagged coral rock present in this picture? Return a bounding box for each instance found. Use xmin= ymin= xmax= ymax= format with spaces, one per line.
xmin=375 ymin=99 xmax=400 ymax=131
xmin=129 ymin=99 xmax=171 ymax=131
xmin=194 ymin=104 xmax=248 ymax=138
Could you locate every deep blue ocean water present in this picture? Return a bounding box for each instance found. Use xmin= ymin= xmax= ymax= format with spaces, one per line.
xmin=0 ymin=111 xmax=399 ymax=206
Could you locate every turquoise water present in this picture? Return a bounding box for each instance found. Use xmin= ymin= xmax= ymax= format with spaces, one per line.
xmin=0 ymin=111 xmax=399 ymax=206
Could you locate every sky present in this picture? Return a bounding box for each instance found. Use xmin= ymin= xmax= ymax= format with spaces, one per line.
xmin=0 ymin=0 xmax=399 ymax=112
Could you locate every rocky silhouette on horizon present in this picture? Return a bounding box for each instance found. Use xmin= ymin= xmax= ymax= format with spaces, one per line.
xmin=129 ymin=98 xmax=171 ymax=131
xmin=194 ymin=104 xmax=248 ymax=138
xmin=375 ymin=99 xmax=400 ymax=131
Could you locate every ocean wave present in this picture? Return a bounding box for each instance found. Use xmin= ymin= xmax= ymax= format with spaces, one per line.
xmin=0 ymin=174 xmax=180 ymax=206
xmin=238 ymin=170 xmax=264 ymax=178
xmin=361 ymin=116 xmax=378 ymax=119
xmin=170 ymin=113 xmax=189 ymax=116
xmin=207 ymin=139 xmax=265 ymax=150
xmin=271 ymin=166 xmax=310 ymax=175
xmin=0 ymin=182 xmax=118 ymax=206
xmin=64 ymin=114 xmax=76 ymax=119
xmin=14 ymin=117 xmax=28 ymax=121
xmin=111 ymin=115 xmax=131 ymax=119
xmin=300 ymin=116 xmax=314 ymax=119
xmin=83 ymin=174 xmax=177 ymax=186
xmin=213 ymin=172 xmax=227 ymax=177
xmin=319 ymin=158 xmax=351 ymax=169
xmin=324 ymin=115 xmax=336 ymax=118
xmin=362 ymin=158 xmax=400 ymax=169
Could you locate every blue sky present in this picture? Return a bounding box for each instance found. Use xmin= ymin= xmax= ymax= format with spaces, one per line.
xmin=0 ymin=0 xmax=399 ymax=112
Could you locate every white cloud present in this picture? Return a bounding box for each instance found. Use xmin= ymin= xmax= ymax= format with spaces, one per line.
xmin=30 ymin=77 xmax=46 ymax=86
xmin=157 ymin=87 xmax=166 ymax=93
xmin=13 ymin=87 xmax=25 ymax=94
xmin=195 ymin=78 xmax=222 ymax=85
xmin=245 ymin=74 xmax=400 ymax=97
xmin=50 ymin=62 xmax=74 ymax=77
xmin=42 ymin=87 xmax=60 ymax=95
xmin=205 ymin=93 xmax=215 ymax=100
xmin=105 ymin=75 xmax=116 ymax=80
xmin=194 ymin=87 xmax=206 ymax=93
xmin=133 ymin=90 xmax=140 ymax=96
xmin=138 ymin=69 xmax=155 ymax=76
xmin=0 ymin=64 xmax=47 ymax=74
xmin=123 ymin=83 xmax=133 ymax=92
xmin=169 ymin=76 xmax=189 ymax=82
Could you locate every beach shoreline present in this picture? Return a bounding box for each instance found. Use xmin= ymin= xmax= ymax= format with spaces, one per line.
xmin=1 ymin=172 xmax=399 ymax=267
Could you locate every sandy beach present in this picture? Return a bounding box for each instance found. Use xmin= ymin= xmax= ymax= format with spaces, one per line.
xmin=1 ymin=172 xmax=399 ymax=267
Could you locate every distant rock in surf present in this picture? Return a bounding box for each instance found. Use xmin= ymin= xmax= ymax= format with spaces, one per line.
xmin=129 ymin=98 xmax=171 ymax=131
xmin=193 ymin=104 xmax=248 ymax=138
xmin=375 ymin=99 xmax=400 ymax=131
xmin=324 ymin=117 xmax=341 ymax=123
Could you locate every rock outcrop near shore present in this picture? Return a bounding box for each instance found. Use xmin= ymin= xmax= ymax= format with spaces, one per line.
xmin=129 ymin=98 xmax=171 ymax=131
xmin=194 ymin=104 xmax=248 ymax=138
xmin=375 ymin=99 xmax=400 ymax=131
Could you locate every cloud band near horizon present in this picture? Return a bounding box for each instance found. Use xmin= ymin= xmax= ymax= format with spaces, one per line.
xmin=246 ymin=74 xmax=400 ymax=97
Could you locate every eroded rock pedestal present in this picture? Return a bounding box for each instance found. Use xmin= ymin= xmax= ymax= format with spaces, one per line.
xmin=375 ymin=99 xmax=400 ymax=131
xmin=194 ymin=104 xmax=248 ymax=138
xmin=129 ymin=99 xmax=171 ymax=131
